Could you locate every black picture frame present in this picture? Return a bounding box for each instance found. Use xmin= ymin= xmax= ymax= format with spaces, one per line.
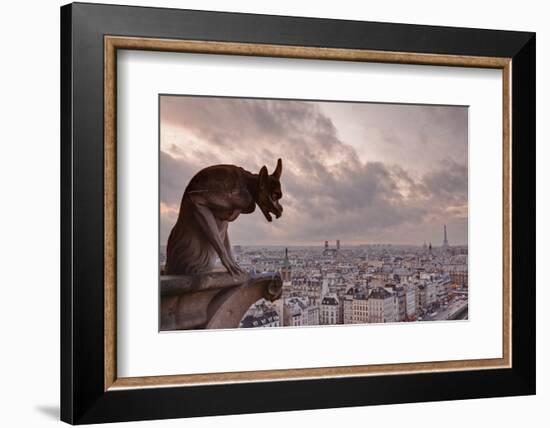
xmin=61 ymin=2 xmax=535 ymax=424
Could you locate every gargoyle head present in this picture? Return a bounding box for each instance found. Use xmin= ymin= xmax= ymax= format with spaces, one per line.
xmin=257 ymin=158 xmax=283 ymax=222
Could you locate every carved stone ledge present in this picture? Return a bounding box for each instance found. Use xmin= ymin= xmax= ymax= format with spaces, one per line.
xmin=160 ymin=270 xmax=283 ymax=331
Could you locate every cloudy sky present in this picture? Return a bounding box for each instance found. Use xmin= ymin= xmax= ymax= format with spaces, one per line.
xmin=160 ymin=95 xmax=468 ymax=247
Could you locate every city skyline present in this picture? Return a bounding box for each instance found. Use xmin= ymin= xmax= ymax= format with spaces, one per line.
xmin=240 ymin=224 xmax=461 ymax=248
xmin=236 ymin=239 xmax=468 ymax=328
xmin=160 ymin=96 xmax=468 ymax=246
xmin=159 ymin=228 xmax=464 ymax=249
xmin=159 ymin=234 xmax=469 ymax=330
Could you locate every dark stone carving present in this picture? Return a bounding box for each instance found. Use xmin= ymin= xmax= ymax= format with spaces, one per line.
xmin=160 ymin=271 xmax=282 ymax=330
xmin=165 ymin=160 xmax=283 ymax=275
xmin=161 ymin=160 xmax=284 ymax=330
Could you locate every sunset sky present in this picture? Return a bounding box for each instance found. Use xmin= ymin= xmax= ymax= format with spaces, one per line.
xmin=160 ymin=95 xmax=468 ymax=247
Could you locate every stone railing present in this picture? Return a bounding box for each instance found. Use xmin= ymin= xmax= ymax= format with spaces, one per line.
xmin=160 ymin=270 xmax=282 ymax=331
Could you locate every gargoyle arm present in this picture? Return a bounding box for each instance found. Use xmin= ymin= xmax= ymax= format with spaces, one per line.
xmin=189 ymin=193 xmax=244 ymax=275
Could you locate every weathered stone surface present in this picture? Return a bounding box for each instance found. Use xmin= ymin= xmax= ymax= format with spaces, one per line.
xmin=160 ymin=271 xmax=282 ymax=331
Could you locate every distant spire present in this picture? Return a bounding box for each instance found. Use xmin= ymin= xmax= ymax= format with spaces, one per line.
xmin=281 ymin=247 xmax=291 ymax=282
xmin=282 ymin=247 xmax=291 ymax=268
xmin=443 ymin=224 xmax=449 ymax=248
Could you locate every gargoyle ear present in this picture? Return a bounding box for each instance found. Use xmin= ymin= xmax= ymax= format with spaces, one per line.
xmin=272 ymin=158 xmax=282 ymax=179
xmin=259 ymin=166 xmax=269 ymax=189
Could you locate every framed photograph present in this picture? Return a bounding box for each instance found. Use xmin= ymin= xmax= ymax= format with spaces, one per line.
xmin=61 ymin=2 xmax=535 ymax=424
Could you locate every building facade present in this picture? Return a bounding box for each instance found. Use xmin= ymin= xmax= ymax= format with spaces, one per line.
xmin=320 ymin=295 xmax=342 ymax=325
xmin=367 ymin=287 xmax=396 ymax=323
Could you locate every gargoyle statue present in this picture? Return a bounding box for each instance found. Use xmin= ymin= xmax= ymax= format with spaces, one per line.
xmin=165 ymin=159 xmax=283 ymax=275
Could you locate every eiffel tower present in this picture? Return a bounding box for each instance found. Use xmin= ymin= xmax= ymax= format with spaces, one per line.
xmin=442 ymin=224 xmax=449 ymax=249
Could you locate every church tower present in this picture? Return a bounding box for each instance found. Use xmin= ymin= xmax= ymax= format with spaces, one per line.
xmin=281 ymin=248 xmax=292 ymax=282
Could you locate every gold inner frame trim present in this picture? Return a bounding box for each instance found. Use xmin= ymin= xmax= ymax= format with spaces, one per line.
xmin=104 ymin=35 xmax=512 ymax=391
